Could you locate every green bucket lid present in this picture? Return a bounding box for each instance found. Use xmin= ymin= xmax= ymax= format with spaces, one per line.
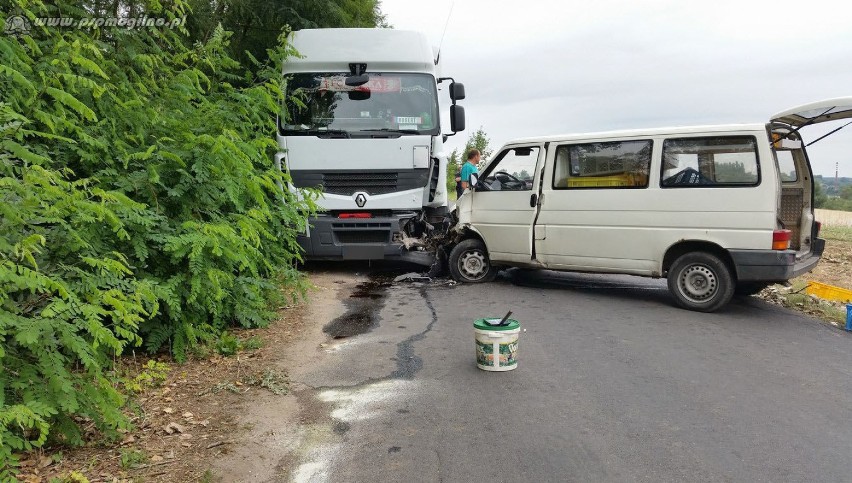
xmin=473 ymin=318 xmax=520 ymax=331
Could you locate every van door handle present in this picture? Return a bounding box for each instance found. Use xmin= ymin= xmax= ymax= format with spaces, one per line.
xmin=530 ymin=194 xmax=537 ymax=207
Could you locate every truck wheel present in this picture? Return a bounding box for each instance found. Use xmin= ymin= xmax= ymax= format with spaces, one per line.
xmin=735 ymin=282 xmax=770 ymax=297
xmin=667 ymin=252 xmax=734 ymax=312
xmin=449 ymin=239 xmax=497 ymax=283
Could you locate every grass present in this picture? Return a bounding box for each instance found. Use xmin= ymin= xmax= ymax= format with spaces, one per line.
xmin=821 ymin=225 xmax=852 ymax=242
xmin=241 ymin=335 xmax=264 ymax=351
xmin=200 ymin=469 xmax=215 ymax=483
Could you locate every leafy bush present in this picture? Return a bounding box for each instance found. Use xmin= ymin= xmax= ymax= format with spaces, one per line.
xmin=822 ymin=197 xmax=852 ymax=212
xmin=121 ymin=360 xmax=170 ymax=395
xmin=214 ymin=331 xmax=240 ymax=357
xmin=1 ymin=0 xmax=314 ymax=474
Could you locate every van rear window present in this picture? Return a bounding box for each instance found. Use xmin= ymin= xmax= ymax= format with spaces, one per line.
xmin=661 ymin=136 xmax=759 ymax=187
xmin=553 ymin=140 xmax=652 ymax=189
xmin=775 ymin=150 xmax=798 ymax=182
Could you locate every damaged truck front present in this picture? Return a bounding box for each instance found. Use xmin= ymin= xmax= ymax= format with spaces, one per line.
xmin=277 ymin=28 xmax=466 ymax=268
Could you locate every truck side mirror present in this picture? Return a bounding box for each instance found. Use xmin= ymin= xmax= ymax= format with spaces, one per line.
xmin=450 ymin=105 xmax=465 ymax=132
xmin=345 ymin=74 xmax=369 ymax=86
xmin=469 ymin=172 xmax=479 ymax=187
xmin=450 ymin=82 xmax=466 ymax=101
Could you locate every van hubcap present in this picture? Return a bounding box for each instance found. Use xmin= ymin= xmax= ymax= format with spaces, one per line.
xmin=459 ymin=250 xmax=488 ymax=280
xmin=679 ymin=265 xmax=717 ymax=302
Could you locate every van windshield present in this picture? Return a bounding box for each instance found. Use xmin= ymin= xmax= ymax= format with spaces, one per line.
xmin=281 ymin=73 xmax=439 ymax=137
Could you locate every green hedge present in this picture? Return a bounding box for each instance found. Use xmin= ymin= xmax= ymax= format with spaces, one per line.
xmin=0 ymin=0 xmax=314 ymax=475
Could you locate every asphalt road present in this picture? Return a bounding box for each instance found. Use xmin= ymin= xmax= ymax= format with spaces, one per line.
xmin=294 ymin=267 xmax=852 ymax=482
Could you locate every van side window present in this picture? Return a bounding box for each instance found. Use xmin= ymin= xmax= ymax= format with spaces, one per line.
xmin=553 ymin=140 xmax=652 ymax=189
xmin=661 ymin=136 xmax=759 ymax=187
xmin=479 ymin=146 xmax=540 ymax=191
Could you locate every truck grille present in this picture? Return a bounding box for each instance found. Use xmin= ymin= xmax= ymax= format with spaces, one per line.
xmin=323 ymin=172 xmax=398 ymax=196
xmin=335 ymin=230 xmax=390 ymax=244
xmin=289 ymin=169 xmax=429 ymax=196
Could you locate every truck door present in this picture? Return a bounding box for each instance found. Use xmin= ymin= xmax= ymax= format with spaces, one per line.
xmin=468 ymin=144 xmax=544 ymax=264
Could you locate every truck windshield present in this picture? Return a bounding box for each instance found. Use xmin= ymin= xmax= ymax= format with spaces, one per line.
xmin=281 ymin=73 xmax=439 ymax=136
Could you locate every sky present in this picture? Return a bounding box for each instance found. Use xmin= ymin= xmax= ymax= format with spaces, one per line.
xmin=380 ymin=0 xmax=852 ymax=177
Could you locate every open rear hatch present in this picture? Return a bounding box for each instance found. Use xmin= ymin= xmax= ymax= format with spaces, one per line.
xmin=769 ymin=97 xmax=852 ymax=253
xmin=771 ymin=97 xmax=852 ymax=127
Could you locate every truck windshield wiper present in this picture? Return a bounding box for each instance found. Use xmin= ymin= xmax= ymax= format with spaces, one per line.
xmin=360 ymin=128 xmax=422 ymax=135
xmin=281 ymin=128 xmax=350 ymax=138
xmin=311 ymin=129 xmax=350 ymax=138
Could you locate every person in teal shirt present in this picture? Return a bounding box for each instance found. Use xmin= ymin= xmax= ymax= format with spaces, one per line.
xmin=460 ymin=149 xmax=481 ymax=191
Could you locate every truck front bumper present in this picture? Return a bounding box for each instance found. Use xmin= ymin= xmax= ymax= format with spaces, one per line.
xmin=729 ymin=238 xmax=825 ymax=282
xmin=297 ymin=213 xmax=435 ymax=266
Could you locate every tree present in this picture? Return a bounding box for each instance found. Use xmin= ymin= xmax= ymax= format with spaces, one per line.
xmin=814 ymin=181 xmax=828 ymax=208
xmin=445 ymin=148 xmax=460 ymax=198
xmin=183 ymin=0 xmax=387 ymax=66
xmin=1 ymin=0 xmax=316 ymax=472
xmin=462 ymin=126 xmax=493 ymax=169
xmin=840 ymin=184 xmax=852 ymax=201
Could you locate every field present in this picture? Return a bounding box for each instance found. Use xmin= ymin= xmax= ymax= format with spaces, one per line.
xmin=801 ymin=224 xmax=852 ymax=292
xmin=815 ymin=208 xmax=852 ymax=227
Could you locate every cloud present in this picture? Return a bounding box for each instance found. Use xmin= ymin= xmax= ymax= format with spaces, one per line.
xmin=381 ymin=0 xmax=852 ymax=175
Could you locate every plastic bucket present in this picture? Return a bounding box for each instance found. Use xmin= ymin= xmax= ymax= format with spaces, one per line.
xmin=474 ymin=318 xmax=520 ymax=372
xmin=846 ymin=304 xmax=852 ymax=332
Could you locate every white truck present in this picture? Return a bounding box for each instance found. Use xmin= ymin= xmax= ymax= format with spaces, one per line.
xmin=277 ymin=28 xmax=466 ymax=267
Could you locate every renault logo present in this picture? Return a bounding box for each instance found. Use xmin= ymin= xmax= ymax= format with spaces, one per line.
xmin=354 ymin=192 xmax=368 ymax=208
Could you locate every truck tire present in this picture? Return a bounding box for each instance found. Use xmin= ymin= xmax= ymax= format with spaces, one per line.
xmin=449 ymin=239 xmax=497 ymax=283
xmin=667 ymin=252 xmax=734 ymax=312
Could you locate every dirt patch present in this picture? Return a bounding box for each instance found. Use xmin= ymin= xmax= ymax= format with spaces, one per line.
xmin=756 ymin=228 xmax=852 ymax=326
xmin=799 ymin=237 xmax=852 ymax=292
xmin=19 ymin=292 xmax=313 ymax=483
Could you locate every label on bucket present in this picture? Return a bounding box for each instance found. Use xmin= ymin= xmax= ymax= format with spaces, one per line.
xmin=476 ymin=340 xmax=518 ymax=367
xmin=476 ymin=340 xmax=493 ymax=366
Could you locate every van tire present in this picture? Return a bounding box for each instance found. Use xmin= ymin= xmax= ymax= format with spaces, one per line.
xmin=667 ymin=252 xmax=734 ymax=312
xmin=449 ymin=239 xmax=497 ymax=283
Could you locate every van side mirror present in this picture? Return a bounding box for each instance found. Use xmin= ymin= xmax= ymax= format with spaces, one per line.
xmin=450 ymin=82 xmax=466 ymax=101
xmin=450 ymin=105 xmax=465 ymax=132
xmin=469 ymin=172 xmax=478 ymax=187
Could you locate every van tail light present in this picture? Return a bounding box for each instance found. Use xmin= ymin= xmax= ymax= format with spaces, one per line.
xmin=772 ymin=229 xmax=792 ymax=250
xmin=815 ymin=221 xmax=822 ymax=237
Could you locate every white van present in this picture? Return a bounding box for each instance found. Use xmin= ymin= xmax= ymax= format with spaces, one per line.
xmin=447 ymin=98 xmax=852 ymax=311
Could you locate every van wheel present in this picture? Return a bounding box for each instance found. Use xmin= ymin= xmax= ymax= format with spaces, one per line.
xmin=667 ymin=252 xmax=734 ymax=312
xmin=449 ymin=239 xmax=497 ymax=283
xmin=735 ymin=282 xmax=770 ymax=297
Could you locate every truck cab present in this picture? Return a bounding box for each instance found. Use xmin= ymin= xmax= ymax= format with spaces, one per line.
xmin=278 ymin=29 xmax=465 ymax=265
